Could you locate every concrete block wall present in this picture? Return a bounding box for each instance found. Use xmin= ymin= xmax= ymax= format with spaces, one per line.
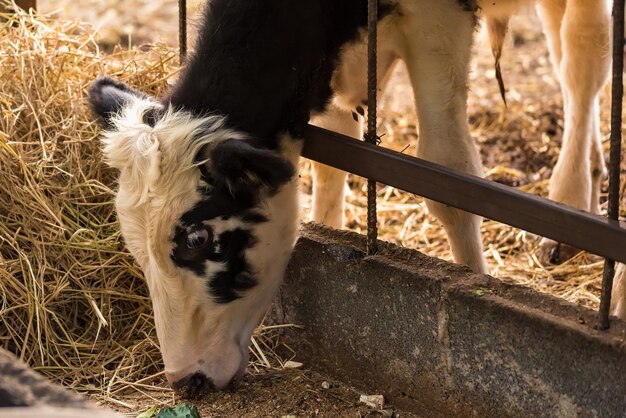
xmin=272 ymin=223 xmax=626 ymax=417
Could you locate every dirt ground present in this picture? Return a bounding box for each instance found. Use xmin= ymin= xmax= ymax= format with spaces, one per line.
xmin=29 ymin=1 xmax=623 ymax=417
xmin=111 ymin=369 xmax=420 ymax=418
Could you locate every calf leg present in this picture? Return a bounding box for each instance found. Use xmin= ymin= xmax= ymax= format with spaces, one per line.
xmin=309 ymin=106 xmax=361 ymax=228
xmin=537 ymin=0 xmax=566 ymax=79
xmin=310 ymin=32 xmax=398 ymax=229
xmin=611 ymin=264 xmax=626 ymax=320
xmin=589 ymin=104 xmax=607 ymax=215
xmin=396 ymin=1 xmax=487 ymax=273
xmin=538 ymin=0 xmax=610 ymax=263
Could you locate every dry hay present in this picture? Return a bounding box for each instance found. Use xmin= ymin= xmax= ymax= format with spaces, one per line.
xmin=0 ymin=4 xmax=294 ymax=411
xmin=39 ymin=0 xmax=206 ymax=51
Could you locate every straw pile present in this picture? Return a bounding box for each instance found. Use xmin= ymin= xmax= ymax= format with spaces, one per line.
xmin=0 ymin=4 xmax=291 ymax=409
xmin=0 ymin=0 xmax=173 ymax=401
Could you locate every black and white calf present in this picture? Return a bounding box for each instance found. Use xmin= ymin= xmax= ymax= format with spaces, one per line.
xmin=88 ymin=0 xmax=612 ymax=395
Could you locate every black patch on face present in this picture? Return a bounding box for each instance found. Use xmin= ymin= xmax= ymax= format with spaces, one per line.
xmin=172 ymin=222 xmax=259 ymax=303
xmin=240 ymin=211 xmax=268 ymax=224
xmin=209 ymin=229 xmax=258 ymax=303
xmin=171 ymin=180 xmax=271 ymax=303
xmin=166 ymin=0 xmax=396 ymax=147
xmin=209 ymin=139 xmax=295 ymax=195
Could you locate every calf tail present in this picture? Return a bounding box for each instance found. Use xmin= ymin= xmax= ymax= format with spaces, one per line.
xmin=486 ymin=16 xmax=510 ymax=107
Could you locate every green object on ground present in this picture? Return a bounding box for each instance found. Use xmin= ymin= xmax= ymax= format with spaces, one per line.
xmin=156 ymin=403 xmax=201 ymax=418
xmin=136 ymin=405 xmax=158 ymax=418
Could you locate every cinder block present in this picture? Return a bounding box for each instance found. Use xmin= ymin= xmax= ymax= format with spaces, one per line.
xmin=273 ymin=223 xmax=626 ymax=417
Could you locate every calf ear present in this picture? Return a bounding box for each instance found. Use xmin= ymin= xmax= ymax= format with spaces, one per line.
xmin=88 ymin=77 xmax=147 ymax=129
xmin=209 ymin=139 xmax=295 ymax=193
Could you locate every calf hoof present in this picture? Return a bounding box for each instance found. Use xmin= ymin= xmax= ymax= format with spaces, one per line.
xmin=539 ymin=238 xmax=581 ymax=265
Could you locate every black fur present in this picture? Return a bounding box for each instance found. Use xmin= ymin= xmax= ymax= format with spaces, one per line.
xmin=209 ymin=229 xmax=258 ymax=303
xmin=172 ymin=222 xmax=260 ymax=303
xmin=457 ymin=0 xmax=478 ymax=12
xmin=88 ymin=77 xmax=147 ymax=128
xmin=166 ymin=0 xmax=394 ymax=147
xmin=210 ymin=139 xmax=295 ymax=194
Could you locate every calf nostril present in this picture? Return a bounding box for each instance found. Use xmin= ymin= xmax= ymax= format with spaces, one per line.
xmin=172 ymin=372 xmax=215 ymax=398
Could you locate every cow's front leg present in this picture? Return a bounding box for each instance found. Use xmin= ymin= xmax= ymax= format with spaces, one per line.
xmin=309 ymin=30 xmax=398 ymax=230
xmin=309 ymin=105 xmax=362 ymax=229
xmin=538 ymin=0 xmax=610 ymax=263
xmin=611 ymin=264 xmax=626 ymax=320
xmin=396 ymin=1 xmax=487 ymax=274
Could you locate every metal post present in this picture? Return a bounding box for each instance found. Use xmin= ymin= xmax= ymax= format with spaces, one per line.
xmin=365 ymin=0 xmax=378 ymax=255
xmin=598 ymin=0 xmax=624 ymax=330
xmin=179 ymin=0 xmax=187 ymax=64
xmin=16 ymin=0 xmax=36 ymax=11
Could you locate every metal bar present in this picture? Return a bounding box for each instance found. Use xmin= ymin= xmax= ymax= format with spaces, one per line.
xmin=179 ymin=0 xmax=187 ymax=64
xmin=598 ymin=0 xmax=625 ymax=330
xmin=365 ymin=0 xmax=378 ymax=255
xmin=302 ymin=125 xmax=626 ymax=264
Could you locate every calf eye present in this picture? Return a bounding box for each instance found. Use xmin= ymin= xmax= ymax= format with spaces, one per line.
xmin=186 ymin=227 xmax=211 ymax=249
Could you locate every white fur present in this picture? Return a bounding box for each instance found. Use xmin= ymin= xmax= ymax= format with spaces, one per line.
xmin=612 ymin=264 xmax=626 ymax=320
xmin=538 ymin=0 xmax=610 ymax=212
xmin=309 ymin=105 xmax=362 ymax=228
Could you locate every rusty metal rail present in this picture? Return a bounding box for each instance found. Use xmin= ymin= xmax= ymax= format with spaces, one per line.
xmin=178 ymin=0 xmax=186 ymax=63
xmin=598 ymin=0 xmax=625 ymax=329
xmin=364 ymin=0 xmax=379 ymax=255
xmin=302 ymin=125 xmax=626 ymax=265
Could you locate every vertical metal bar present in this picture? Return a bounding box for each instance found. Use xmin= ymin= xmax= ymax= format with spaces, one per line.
xmin=365 ymin=0 xmax=378 ymax=255
xmin=16 ymin=0 xmax=36 ymax=11
xmin=598 ymin=0 xmax=624 ymax=330
xmin=179 ymin=0 xmax=187 ymax=64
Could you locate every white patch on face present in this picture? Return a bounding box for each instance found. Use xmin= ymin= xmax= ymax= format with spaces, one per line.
xmin=101 ymin=95 xmax=302 ymax=390
xmin=202 ymin=217 xmax=247 ymax=235
xmin=204 ymin=259 xmax=227 ymax=278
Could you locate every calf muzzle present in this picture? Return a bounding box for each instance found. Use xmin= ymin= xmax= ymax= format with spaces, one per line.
xmin=170 ymin=372 xmax=215 ymax=398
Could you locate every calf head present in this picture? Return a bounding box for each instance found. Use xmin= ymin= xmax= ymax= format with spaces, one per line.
xmin=88 ymin=77 xmax=300 ymax=395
